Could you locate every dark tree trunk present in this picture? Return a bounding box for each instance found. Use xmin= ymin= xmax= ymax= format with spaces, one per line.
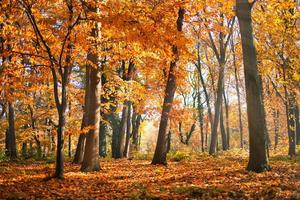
xmin=152 ymin=8 xmax=184 ymax=165
xmin=197 ymin=88 xmax=205 ymax=152
xmin=117 ymin=104 xmax=128 ymax=158
xmin=99 ymin=121 xmax=108 ymax=158
xmin=131 ymin=108 xmax=141 ymax=151
xmin=220 ymin=106 xmax=228 ymax=151
xmin=237 ymin=0 xmax=270 ymax=172
xmin=73 ymin=134 xmax=86 ymax=164
xmin=286 ymin=94 xmax=296 ymax=157
xmin=166 ymin=130 xmax=171 ymax=154
xmin=223 ymin=90 xmax=230 ymax=149
xmin=273 ymin=110 xmax=280 ymax=149
xmin=7 ymin=102 xmax=17 ymax=159
xmin=295 ymin=105 xmax=300 ymax=145
xmin=124 ymin=102 xmax=132 ymax=157
xmin=73 ymin=65 xmax=90 ymax=164
xmin=209 ymin=61 xmax=225 ymax=154
xmin=22 ymin=142 xmax=27 ymax=157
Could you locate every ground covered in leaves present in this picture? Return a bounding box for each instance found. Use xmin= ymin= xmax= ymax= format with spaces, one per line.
xmin=0 ymin=153 xmax=299 ymax=199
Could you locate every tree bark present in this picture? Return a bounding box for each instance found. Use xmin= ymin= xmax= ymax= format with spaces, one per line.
xmin=220 ymin=105 xmax=228 ymax=150
xmin=99 ymin=121 xmax=108 ymax=157
xmin=124 ymin=102 xmax=132 ymax=157
xmin=237 ymin=0 xmax=270 ymax=172
xmin=7 ymin=102 xmax=17 ymax=159
xmin=152 ymin=8 xmax=185 ymax=165
xmin=273 ymin=110 xmax=279 ymax=149
xmin=80 ymin=21 xmax=101 ymax=171
xmin=222 ymin=90 xmax=230 ymax=149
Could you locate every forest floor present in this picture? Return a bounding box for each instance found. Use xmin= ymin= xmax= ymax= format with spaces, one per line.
xmin=0 ymin=151 xmax=299 ymax=199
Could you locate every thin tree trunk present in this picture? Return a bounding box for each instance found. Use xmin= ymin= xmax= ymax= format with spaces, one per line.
xmin=209 ymin=62 xmax=225 ymax=154
xmin=99 ymin=121 xmax=108 ymax=157
xmin=232 ymin=36 xmax=244 ymax=149
xmin=220 ymin=105 xmax=228 ymax=151
xmin=223 ymin=90 xmax=230 ymax=149
xmin=237 ymin=0 xmax=270 ymax=172
xmin=152 ymin=8 xmax=185 ymax=165
xmin=8 ymin=102 xmax=17 ymax=159
xmin=197 ymin=87 xmax=205 ymax=152
xmin=295 ymin=105 xmax=300 ymax=145
xmin=124 ymin=102 xmax=132 ymax=157
xmin=273 ymin=110 xmax=279 ymax=149
xmin=73 ymin=65 xmax=90 ymax=164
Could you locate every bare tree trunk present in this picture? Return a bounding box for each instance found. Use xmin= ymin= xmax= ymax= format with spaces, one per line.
xmin=152 ymin=8 xmax=185 ymax=165
xmin=209 ymin=62 xmax=225 ymax=154
xmin=73 ymin=65 xmax=90 ymax=164
xmin=197 ymin=87 xmax=205 ymax=152
xmin=124 ymin=102 xmax=132 ymax=157
xmin=273 ymin=110 xmax=279 ymax=149
xmin=220 ymin=105 xmax=228 ymax=150
xmin=80 ymin=20 xmax=101 ymax=171
xmin=99 ymin=121 xmax=108 ymax=157
xmin=237 ymin=0 xmax=270 ymax=172
xmin=7 ymin=102 xmax=17 ymax=159
xmin=223 ymin=90 xmax=230 ymax=149
xmin=232 ymin=36 xmax=244 ymax=149
xmin=295 ymin=105 xmax=300 ymax=145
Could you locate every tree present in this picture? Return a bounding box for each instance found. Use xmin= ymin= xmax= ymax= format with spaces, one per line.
xmin=151 ymin=7 xmax=185 ymax=165
xmin=236 ymin=0 xmax=270 ymax=172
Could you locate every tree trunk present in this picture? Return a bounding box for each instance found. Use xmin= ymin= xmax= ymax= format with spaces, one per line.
xmin=273 ymin=110 xmax=279 ymax=149
xmin=197 ymin=88 xmax=205 ymax=152
xmin=131 ymin=108 xmax=141 ymax=151
xmin=152 ymin=8 xmax=184 ymax=165
xmin=8 ymin=102 xmax=17 ymax=159
xmin=73 ymin=65 xmax=90 ymax=164
xmin=209 ymin=62 xmax=225 ymax=154
xmin=232 ymin=36 xmax=244 ymax=149
xmin=99 ymin=121 xmax=108 ymax=158
xmin=220 ymin=105 xmax=228 ymax=151
xmin=124 ymin=102 xmax=132 ymax=157
xmin=73 ymin=134 xmax=86 ymax=164
xmin=80 ymin=63 xmax=101 ymax=171
xmin=22 ymin=142 xmax=27 ymax=157
xmin=116 ymin=104 xmax=128 ymax=158
xmin=223 ymin=90 xmax=230 ymax=149
xmin=295 ymin=105 xmax=300 ymax=145
xmin=80 ymin=20 xmax=101 ymax=171
xmin=237 ymin=0 xmax=270 ymax=172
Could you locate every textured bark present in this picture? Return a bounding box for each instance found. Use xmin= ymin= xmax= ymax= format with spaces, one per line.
xmin=7 ymin=102 xmax=17 ymax=159
xmin=124 ymin=102 xmax=132 ymax=157
xmin=237 ymin=0 xmax=270 ymax=172
xmin=273 ymin=110 xmax=280 ymax=149
xmin=99 ymin=121 xmax=108 ymax=158
xmin=295 ymin=105 xmax=300 ymax=145
xmin=209 ymin=62 xmax=225 ymax=154
xmin=73 ymin=134 xmax=86 ymax=164
xmin=223 ymin=90 xmax=230 ymax=149
xmin=197 ymin=88 xmax=205 ymax=152
xmin=220 ymin=106 xmax=228 ymax=151
xmin=132 ymin=111 xmax=142 ymax=151
xmin=152 ymin=8 xmax=184 ymax=165
xmin=80 ymin=20 xmax=101 ymax=171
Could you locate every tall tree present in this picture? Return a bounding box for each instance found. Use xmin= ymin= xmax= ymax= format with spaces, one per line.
xmin=152 ymin=7 xmax=185 ymax=165
xmin=236 ymin=0 xmax=270 ymax=172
